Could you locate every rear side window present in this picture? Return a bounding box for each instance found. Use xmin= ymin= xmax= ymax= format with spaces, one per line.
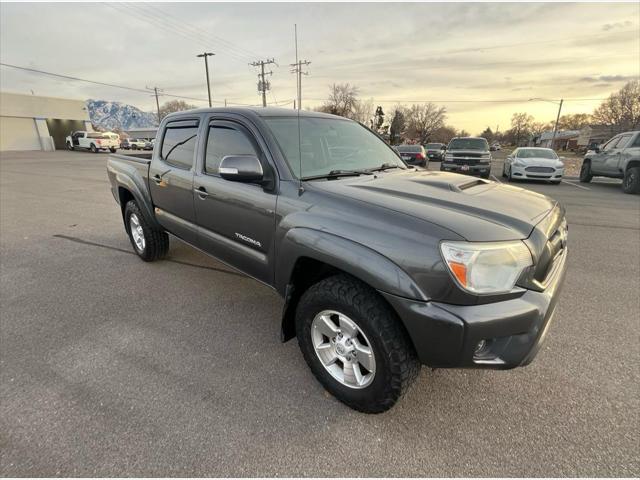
xmin=205 ymin=122 xmax=259 ymax=174
xmin=615 ymin=134 xmax=633 ymax=149
xmin=161 ymin=120 xmax=199 ymax=169
xmin=633 ymin=135 xmax=640 ymax=148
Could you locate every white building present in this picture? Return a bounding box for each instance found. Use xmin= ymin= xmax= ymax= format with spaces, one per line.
xmin=0 ymin=91 xmax=92 ymax=151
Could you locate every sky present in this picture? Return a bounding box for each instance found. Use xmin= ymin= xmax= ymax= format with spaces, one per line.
xmin=1 ymin=2 xmax=639 ymax=133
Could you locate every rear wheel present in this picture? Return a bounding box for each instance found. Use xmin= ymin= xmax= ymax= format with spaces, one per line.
xmin=579 ymin=160 xmax=593 ymax=183
xmin=132 ymin=144 xmax=137 ymax=150
xmin=124 ymin=200 xmax=169 ymax=261
xmin=622 ymin=166 xmax=640 ymax=194
xmin=109 ymin=147 xmax=117 ymax=153
xmin=296 ymin=274 xmax=420 ymax=413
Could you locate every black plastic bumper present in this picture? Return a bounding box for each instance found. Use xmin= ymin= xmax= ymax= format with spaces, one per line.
xmin=440 ymin=162 xmax=490 ymax=176
xmin=381 ymin=248 xmax=567 ymax=369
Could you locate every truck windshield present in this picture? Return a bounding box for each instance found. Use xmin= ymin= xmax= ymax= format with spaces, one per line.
xmin=265 ymin=117 xmax=405 ymax=178
xmin=448 ymin=138 xmax=488 ymax=151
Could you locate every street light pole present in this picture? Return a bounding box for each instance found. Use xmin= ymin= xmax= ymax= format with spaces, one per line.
xmin=197 ymin=52 xmax=215 ymax=107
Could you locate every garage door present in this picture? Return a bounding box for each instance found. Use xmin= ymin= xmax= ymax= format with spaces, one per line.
xmin=0 ymin=116 xmax=41 ymax=151
xmin=46 ymin=119 xmax=87 ymax=150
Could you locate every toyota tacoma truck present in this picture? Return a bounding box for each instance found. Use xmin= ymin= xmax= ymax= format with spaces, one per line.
xmin=107 ymin=107 xmax=568 ymax=413
xmin=440 ymin=136 xmax=492 ymax=178
xmin=580 ymin=130 xmax=640 ymax=194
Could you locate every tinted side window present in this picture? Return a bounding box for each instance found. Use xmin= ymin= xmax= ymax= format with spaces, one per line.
xmin=615 ymin=134 xmax=632 ymax=149
xmin=161 ymin=120 xmax=199 ymax=169
xmin=602 ymin=136 xmax=620 ymax=152
xmin=633 ymin=135 xmax=640 ymax=148
xmin=205 ymin=122 xmax=259 ymax=174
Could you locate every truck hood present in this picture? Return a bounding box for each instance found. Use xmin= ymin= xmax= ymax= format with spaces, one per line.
xmin=310 ymin=170 xmax=557 ymax=241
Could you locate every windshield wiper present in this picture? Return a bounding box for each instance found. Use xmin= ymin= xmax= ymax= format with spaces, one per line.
xmin=301 ymin=169 xmax=373 ymax=181
xmin=367 ymin=163 xmax=403 ymax=172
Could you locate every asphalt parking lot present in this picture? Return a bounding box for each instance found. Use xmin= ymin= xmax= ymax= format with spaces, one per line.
xmin=1 ymin=150 xmax=639 ymax=476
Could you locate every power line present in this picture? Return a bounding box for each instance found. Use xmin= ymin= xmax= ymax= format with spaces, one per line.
xmin=0 ymin=62 xmax=286 ymax=108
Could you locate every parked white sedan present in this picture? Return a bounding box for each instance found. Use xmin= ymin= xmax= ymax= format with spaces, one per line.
xmin=503 ymin=147 xmax=565 ymax=184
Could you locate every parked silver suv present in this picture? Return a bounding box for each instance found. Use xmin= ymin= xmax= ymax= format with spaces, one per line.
xmin=581 ymin=130 xmax=640 ymax=194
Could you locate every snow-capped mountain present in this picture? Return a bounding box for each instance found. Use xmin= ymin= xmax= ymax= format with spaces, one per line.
xmin=86 ymin=99 xmax=158 ymax=131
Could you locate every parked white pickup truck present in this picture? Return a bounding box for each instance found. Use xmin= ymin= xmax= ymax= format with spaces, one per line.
xmin=66 ymin=131 xmax=119 ymax=153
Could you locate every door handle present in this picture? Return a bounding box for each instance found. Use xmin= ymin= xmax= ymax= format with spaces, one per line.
xmin=195 ymin=186 xmax=209 ymax=199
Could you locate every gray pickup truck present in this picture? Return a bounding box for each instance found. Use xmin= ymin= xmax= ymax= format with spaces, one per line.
xmin=580 ymin=130 xmax=640 ymax=194
xmin=107 ymin=107 xmax=568 ymax=413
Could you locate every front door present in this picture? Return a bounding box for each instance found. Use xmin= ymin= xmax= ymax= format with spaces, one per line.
xmin=591 ymin=135 xmax=620 ymax=175
xmin=149 ymin=118 xmax=199 ymax=245
xmin=604 ymin=133 xmax=632 ymax=176
xmin=193 ymin=118 xmax=277 ymax=284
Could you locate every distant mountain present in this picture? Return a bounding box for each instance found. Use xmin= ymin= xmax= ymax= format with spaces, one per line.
xmin=86 ymin=99 xmax=158 ymax=131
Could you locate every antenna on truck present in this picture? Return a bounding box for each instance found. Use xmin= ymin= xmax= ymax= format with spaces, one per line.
xmin=295 ymin=23 xmax=304 ymax=195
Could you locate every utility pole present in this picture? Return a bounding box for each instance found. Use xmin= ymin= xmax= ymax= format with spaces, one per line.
xmin=550 ymin=99 xmax=564 ymax=149
xmin=250 ymin=58 xmax=276 ymax=107
xmin=196 ymin=52 xmax=215 ymax=107
xmin=146 ymin=86 xmax=163 ymax=123
xmin=290 ymin=24 xmax=311 ymax=111
xmin=290 ymin=60 xmax=311 ymax=111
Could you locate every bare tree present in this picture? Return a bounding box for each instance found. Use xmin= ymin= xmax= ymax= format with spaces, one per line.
xmin=593 ymin=80 xmax=640 ymax=132
xmin=159 ymin=100 xmax=196 ymax=120
xmin=479 ymin=127 xmax=494 ymax=143
xmin=352 ymin=97 xmax=375 ymax=125
xmin=405 ymin=103 xmax=447 ymax=144
xmin=317 ymin=83 xmax=360 ymax=118
xmin=556 ymin=113 xmax=593 ymax=130
xmin=430 ymin=125 xmax=457 ymax=144
xmin=509 ymin=112 xmax=535 ymax=146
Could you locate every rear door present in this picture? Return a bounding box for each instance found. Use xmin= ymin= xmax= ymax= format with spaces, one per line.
xmin=193 ymin=116 xmax=277 ymax=284
xmin=149 ymin=118 xmax=199 ymax=245
xmin=606 ymin=133 xmax=633 ymax=175
xmin=591 ymin=135 xmax=619 ymax=174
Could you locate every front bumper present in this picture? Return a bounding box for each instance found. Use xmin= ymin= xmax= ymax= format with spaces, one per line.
xmin=441 ymin=162 xmax=491 ymax=176
xmin=512 ymin=165 xmax=564 ymax=181
xmin=381 ymin=246 xmax=567 ymax=369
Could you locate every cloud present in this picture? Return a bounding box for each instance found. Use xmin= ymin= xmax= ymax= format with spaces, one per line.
xmin=579 ymin=75 xmax=637 ymax=83
xmin=602 ymin=20 xmax=633 ymax=31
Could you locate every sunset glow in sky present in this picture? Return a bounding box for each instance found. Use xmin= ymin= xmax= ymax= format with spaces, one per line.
xmin=1 ymin=2 xmax=639 ymax=132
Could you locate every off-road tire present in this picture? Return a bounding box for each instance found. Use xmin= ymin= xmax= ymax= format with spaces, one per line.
xmin=296 ymin=274 xmax=420 ymax=413
xmin=622 ymin=166 xmax=640 ymax=194
xmin=579 ymin=160 xmax=593 ymax=183
xmin=124 ymin=200 xmax=169 ymax=262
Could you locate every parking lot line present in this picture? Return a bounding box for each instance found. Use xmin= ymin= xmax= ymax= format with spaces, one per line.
xmin=562 ymin=180 xmax=590 ymax=190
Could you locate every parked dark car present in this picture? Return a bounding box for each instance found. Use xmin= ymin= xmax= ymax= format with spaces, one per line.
xmin=581 ymin=130 xmax=640 ymax=194
xmin=441 ymin=137 xmax=492 ymax=178
xmin=120 ymin=138 xmax=132 ymax=150
xmin=396 ymin=144 xmax=428 ymax=167
xmin=107 ymin=107 xmax=567 ymax=412
xmin=423 ymin=143 xmax=446 ymax=161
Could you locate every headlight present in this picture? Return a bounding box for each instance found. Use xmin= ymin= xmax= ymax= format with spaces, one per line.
xmin=440 ymin=240 xmax=533 ymax=294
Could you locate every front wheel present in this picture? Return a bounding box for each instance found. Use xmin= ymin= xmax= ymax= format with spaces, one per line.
xmin=124 ymin=201 xmax=169 ymax=261
xmin=623 ymin=166 xmax=640 ymax=194
xmin=579 ymin=160 xmax=593 ymax=183
xmin=66 ymin=142 xmax=74 ymax=151
xmin=90 ymin=144 xmax=98 ymax=153
xmin=296 ymin=274 xmax=420 ymax=413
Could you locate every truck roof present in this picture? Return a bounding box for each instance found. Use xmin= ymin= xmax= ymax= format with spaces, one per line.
xmin=163 ymin=106 xmax=344 ymax=121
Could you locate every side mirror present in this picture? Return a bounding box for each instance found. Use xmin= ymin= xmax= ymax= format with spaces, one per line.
xmin=441 ymin=146 xmax=447 ymax=150
xmin=219 ymin=155 xmax=263 ymax=183
xmin=594 ymin=147 xmax=600 ymax=153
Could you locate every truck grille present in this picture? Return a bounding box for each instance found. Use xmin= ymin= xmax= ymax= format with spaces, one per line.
xmin=526 ymin=166 xmax=555 ymax=173
xmin=451 ymin=157 xmax=480 ymax=165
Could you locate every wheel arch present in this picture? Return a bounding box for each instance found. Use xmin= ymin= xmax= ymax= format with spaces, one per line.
xmin=625 ymin=159 xmax=640 ymax=171
xmin=277 ymin=228 xmax=427 ymax=342
xmin=116 ymin=182 xmax=161 ymax=231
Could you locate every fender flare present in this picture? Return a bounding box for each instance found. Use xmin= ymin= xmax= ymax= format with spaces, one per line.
xmin=111 ymin=169 xmax=161 ymax=230
xmin=276 ymin=228 xmax=428 ymax=341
